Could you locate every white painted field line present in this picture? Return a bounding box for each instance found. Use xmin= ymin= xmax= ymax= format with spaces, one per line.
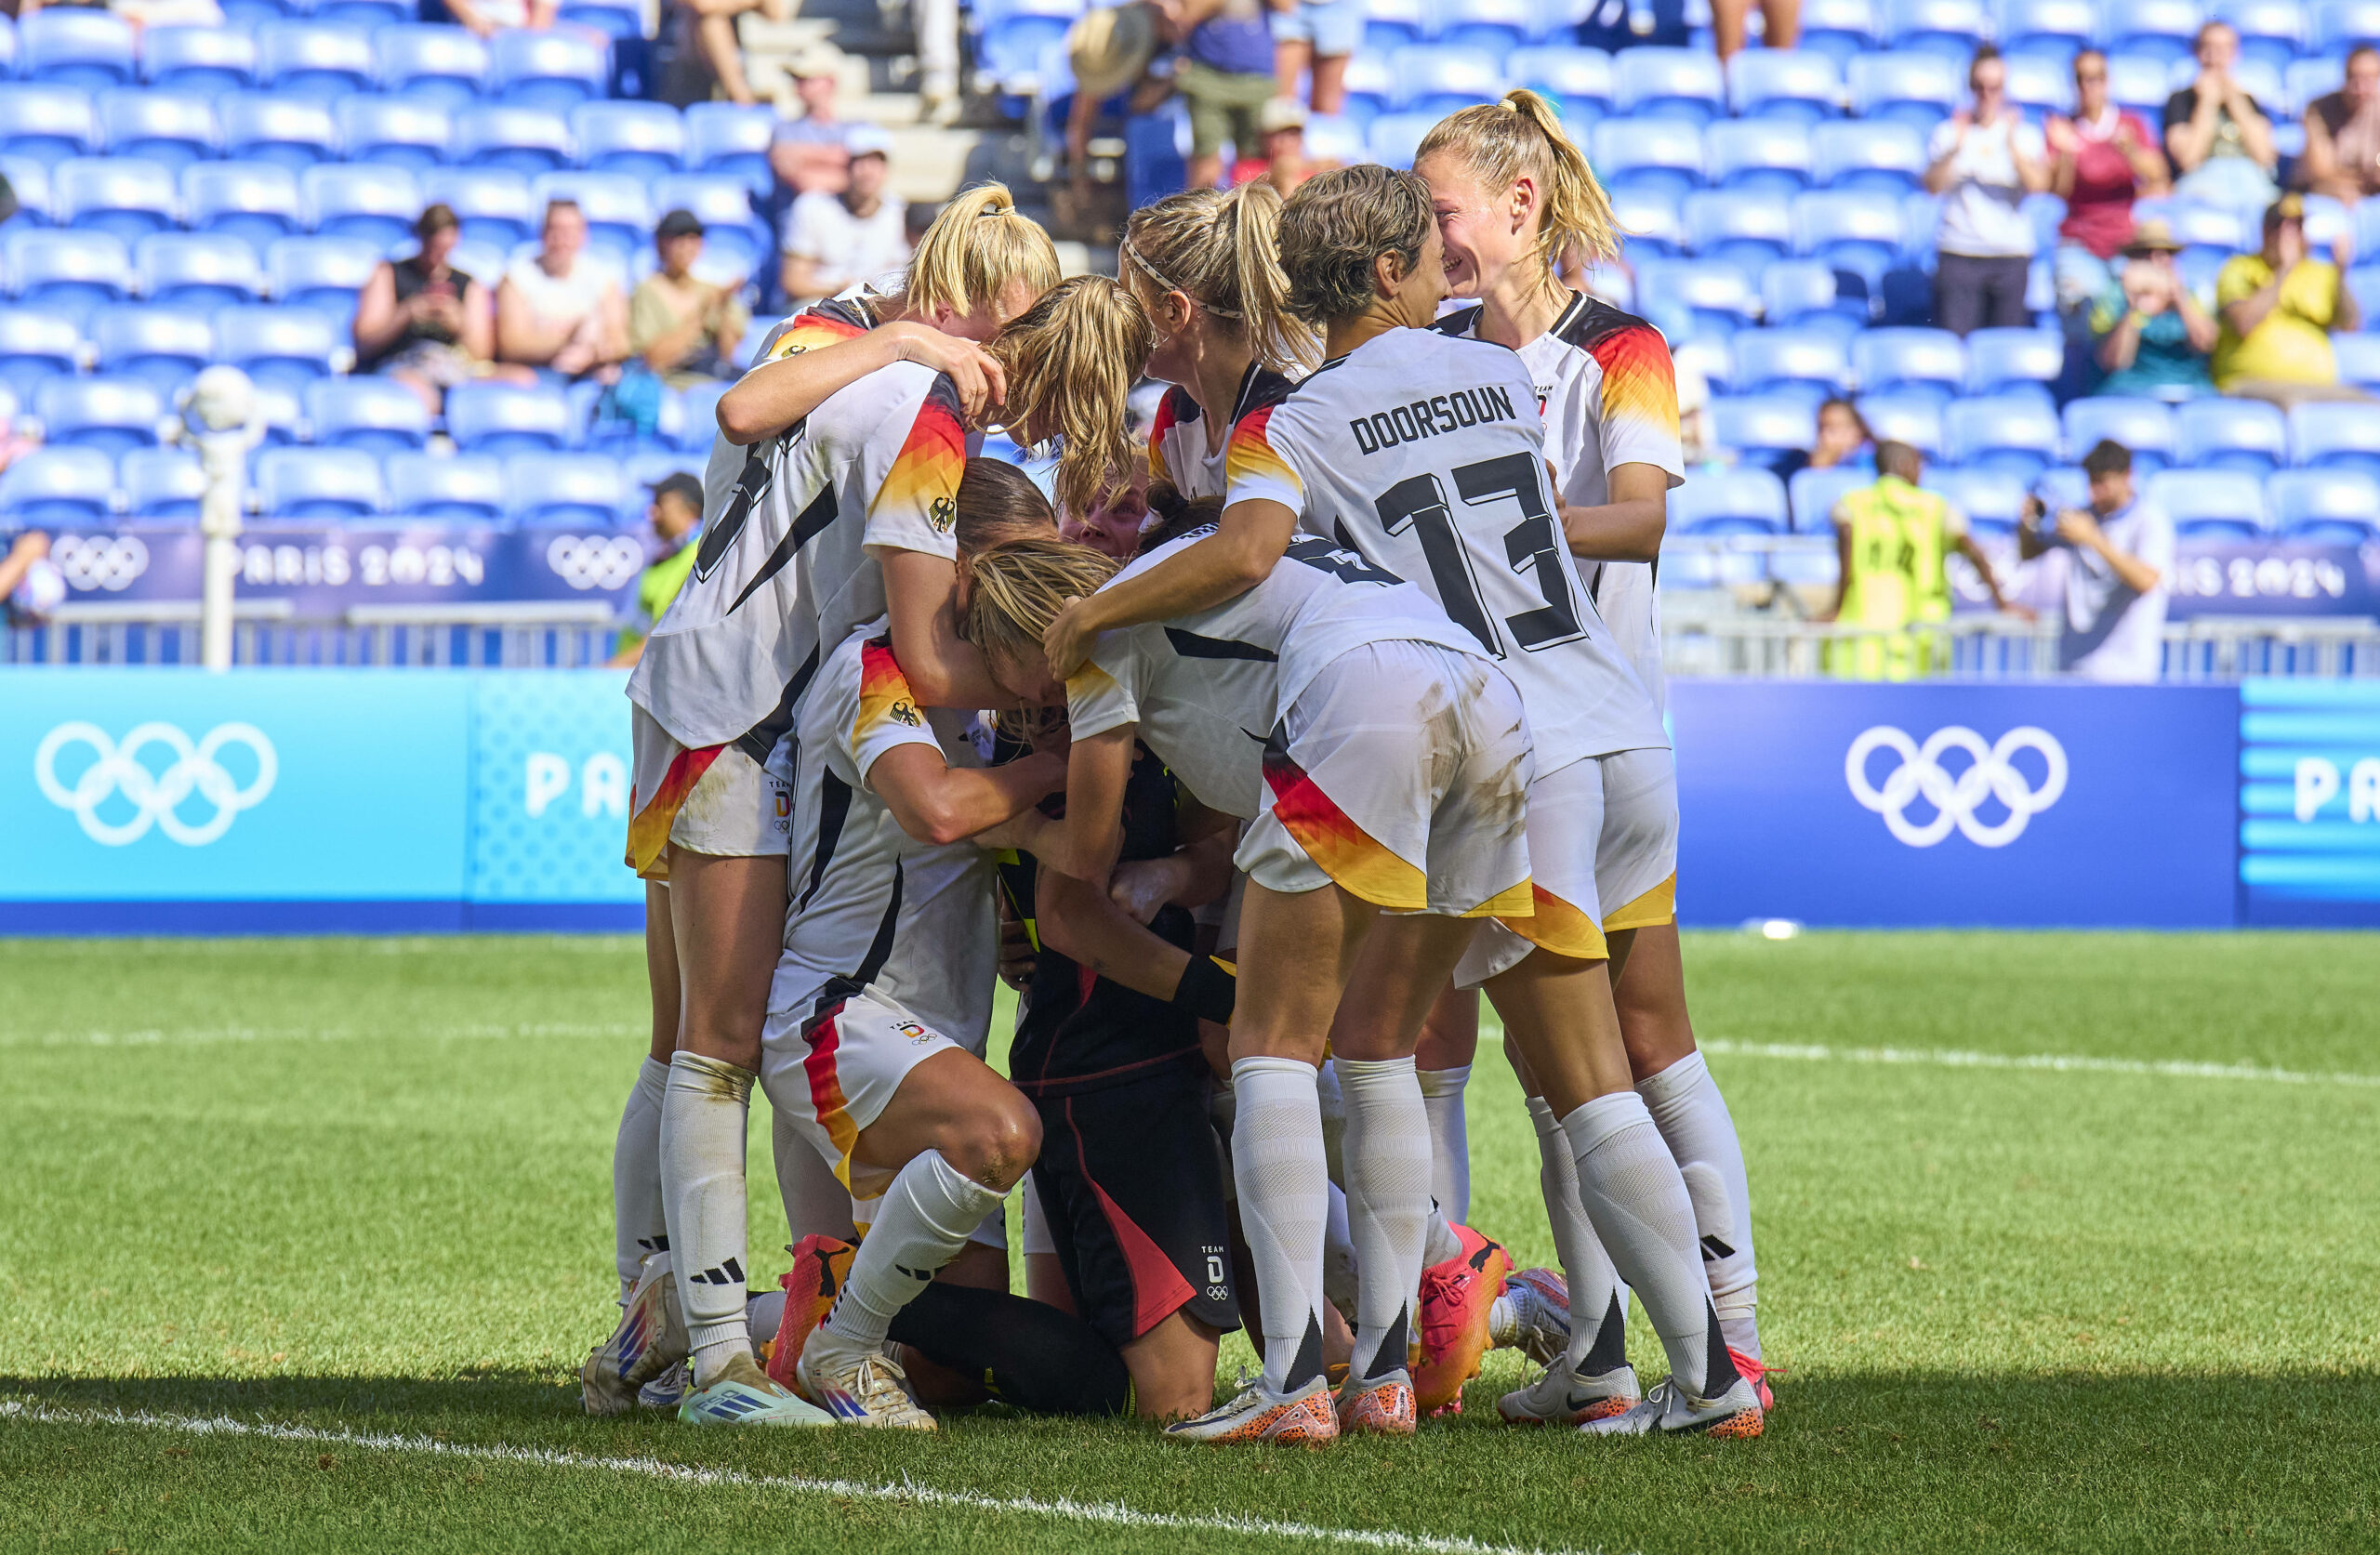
xmin=1 ymin=1401 xmax=1612 ymax=1555
xmin=1700 ymin=1038 xmax=2380 ymax=1089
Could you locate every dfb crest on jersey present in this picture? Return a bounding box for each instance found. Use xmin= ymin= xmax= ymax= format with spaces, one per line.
xmin=930 ymin=494 xmax=956 ymax=533
xmin=889 ymin=697 xmax=922 ymax=728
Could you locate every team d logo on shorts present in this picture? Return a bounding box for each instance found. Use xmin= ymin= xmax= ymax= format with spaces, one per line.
xmin=1844 ymin=724 xmax=2069 ymax=849
xmin=892 ymin=1020 xmax=934 ymax=1045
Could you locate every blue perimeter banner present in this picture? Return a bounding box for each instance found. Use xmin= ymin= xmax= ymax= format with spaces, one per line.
xmin=2238 ymin=679 xmax=2380 ymax=927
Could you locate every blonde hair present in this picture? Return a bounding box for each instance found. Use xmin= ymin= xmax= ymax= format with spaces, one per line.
xmin=1121 ymin=181 xmax=1317 ymax=373
xmin=988 ymin=276 xmax=1154 ymax=516
xmin=901 ymin=183 xmax=1064 ymax=320
xmin=1414 ymin=89 xmax=1621 ymax=274
xmin=1276 ymin=165 xmax=1436 ymax=324
xmin=959 ymin=537 xmax=1123 ymax=674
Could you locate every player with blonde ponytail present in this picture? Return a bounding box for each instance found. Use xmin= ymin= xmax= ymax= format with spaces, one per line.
xmin=1415 ymin=94 xmax=1776 ymax=1429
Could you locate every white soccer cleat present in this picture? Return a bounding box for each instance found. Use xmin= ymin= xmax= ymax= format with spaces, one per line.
xmin=795 ymin=1345 xmax=937 ymax=1430
xmin=1578 ymin=1374 xmax=1764 ymax=1439
xmin=677 ymin=1353 xmax=835 ymax=1427
xmin=1490 ymin=1266 xmax=1573 ymax=1367
xmin=638 ymin=1359 xmax=688 ymax=1412
xmin=1497 ymin=1361 xmax=1641 ymax=1426
xmin=581 ymin=1252 xmax=688 ymax=1417
xmin=1163 ymin=1374 xmax=1340 ymax=1445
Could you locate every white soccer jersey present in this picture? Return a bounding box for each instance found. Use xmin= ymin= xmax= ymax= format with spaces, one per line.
xmin=769 ymin=624 xmax=996 ymax=1050
xmin=1437 ymin=292 xmax=1685 ymax=714
xmin=1223 ymin=327 xmax=1666 ymax=771
xmin=1067 ymin=527 xmax=1486 ymax=819
xmin=635 ymin=297 xmax=967 ymax=755
xmin=1147 ymin=362 xmax=1296 ymax=500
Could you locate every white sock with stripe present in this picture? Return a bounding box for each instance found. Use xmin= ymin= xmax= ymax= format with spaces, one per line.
xmin=1230 ymin=1056 xmax=1330 ymax=1394
xmin=1417 ymin=1063 xmax=1473 ymax=1224
xmin=660 ymin=1050 xmax=755 ymax=1389
xmin=612 ymin=1056 xmax=669 ymax=1305
xmin=1637 ymin=1050 xmax=1761 ymax=1360
xmin=1338 ymin=1055 xmax=1432 ymax=1383
xmin=1562 ymin=1090 xmax=1726 ymax=1398
xmin=812 ymin=1150 xmax=1000 ymax=1365
xmin=1529 ymin=1094 xmax=1629 ymax=1377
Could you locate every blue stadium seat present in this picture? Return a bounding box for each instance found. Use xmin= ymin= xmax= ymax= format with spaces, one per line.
xmin=490 ymin=28 xmax=609 ymax=109
xmin=218 ymin=92 xmax=338 ymax=170
xmin=2175 ymin=396 xmax=2289 ymax=471
xmin=1358 ymin=0 xmax=1427 ymax=48
xmin=0 ymin=445 xmax=116 ymax=524
xmin=671 ymin=379 xmax=729 ymax=453
xmin=304 ymin=164 xmax=424 ymax=251
xmin=0 ymin=84 xmax=102 ymax=166
xmin=1671 ymin=467 xmax=1791 ymax=534
xmin=313 ymin=0 xmax=413 ymax=26
xmin=1998 ymin=0 xmax=2097 ymax=62
xmin=4 ymin=227 xmax=131 ymax=321
xmin=532 ymin=171 xmax=653 ymax=260
xmin=2003 ymin=50 xmax=2077 ymax=119
xmin=1389 ymin=48 xmax=1502 ymax=115
xmin=21 ymin=8 xmax=135 ymax=88
xmin=1635 ymin=257 xmax=1759 ymax=337
xmin=374 ymin=25 xmax=491 ymax=108
xmin=1684 ymin=188 xmax=1794 ymax=276
xmin=2332 ymin=331 xmax=2380 ymax=391
xmin=35 ymin=375 xmax=164 ymax=455
xmin=447 ymin=381 xmax=573 ymax=454
xmin=1591 ymin=116 xmax=1705 ymax=198
xmin=97 ymin=90 xmax=218 ymax=170
xmin=456 ymin=104 xmax=574 ymax=174
xmin=421 ymin=167 xmax=536 ymax=248
xmin=650 ymin=174 xmax=766 ymax=276
xmin=255 ymin=445 xmax=383 ymax=520
xmin=1709 ymin=393 xmax=1818 ymax=468
xmin=1611 ymin=47 xmax=1728 ymax=123
xmin=571 ymin=100 xmax=686 ymax=178
xmin=249 ymin=380 xmax=304 ymax=447
xmin=1845 ymin=51 xmax=1961 ymax=128
xmin=1883 ymin=0 xmax=1988 ymax=56
xmin=1730 ymin=327 xmax=1853 ymax=398
xmin=1762 ymin=258 xmax=1862 ymax=333
xmin=1856 ymin=390 xmax=1945 ymax=454
xmin=2064 ymin=396 xmax=2176 ymax=471
xmin=1924 ymin=465 xmax=2031 ymax=531
xmin=90 ymin=307 xmax=214 ymax=393
xmin=1790 ymin=464 xmax=1870 ymax=530
xmin=1727 ymin=47 xmax=1843 ymax=122
xmin=1438 ymin=0 xmax=1539 ymax=51
xmin=2106 ymin=0 xmax=2206 ymax=62
xmin=308 ymin=376 xmax=431 ymax=454
xmin=0 ymin=15 xmax=20 ymax=82
xmin=1337 ymin=53 xmax=1392 ymax=123
xmin=0 ymin=309 xmax=81 ymax=400
xmin=1610 ymin=187 xmax=1685 ymax=257
xmin=2268 ymin=467 xmax=2380 ymax=539
xmin=505 ymin=450 xmax=629 ymax=526
xmin=182 ymin=161 xmax=304 ymax=254
xmin=622 ymin=448 xmax=700 ymax=503
xmin=140 ymin=25 xmax=258 ymax=98
xmin=2313 ymin=0 xmax=2380 ymax=52
xmin=2290 ymin=400 xmax=2380 ymax=473
xmin=1810 ymin=119 xmax=1927 ymax=193
xmin=255 ymin=22 xmax=375 ymax=99
xmin=1964 ymin=326 xmax=2064 ymax=399
xmin=215 ymin=304 xmax=340 ymax=390
xmin=1799 ymin=0 xmax=1884 ymax=62
xmin=120 ymin=446 xmax=205 ymax=521
xmin=2145 ymin=467 xmax=2268 ymax=538
xmin=386 ymin=450 xmax=508 ymax=521
xmin=268 ymin=236 xmax=382 ymax=323
xmin=559 ymin=0 xmax=646 ymax=37
xmin=683 ymin=102 xmax=774 ymax=193
xmin=1707 ymin=117 xmax=1815 ymax=192
xmin=2105 ymin=50 xmax=2180 ymax=116
xmin=1946 ymin=393 xmax=2061 ymax=476
xmin=1366 ymin=112 xmax=1439 ymax=169
xmin=137 ymin=231 xmax=268 ymax=311
xmin=2217 ymin=0 xmax=2311 ymax=66
xmin=52 ymin=156 xmax=178 ymax=242
xmin=1854 ymin=326 xmax=1965 ymax=401
xmin=335 ymin=97 xmax=453 ymax=171
xmin=976 ymin=0 xmax=1075 ymax=94
xmin=1507 ymin=46 xmax=1614 ymax=122
xmin=1792 ymin=188 xmax=1906 ymax=282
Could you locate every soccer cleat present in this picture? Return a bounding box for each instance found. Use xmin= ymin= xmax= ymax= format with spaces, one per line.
xmin=1164 ymin=1375 xmax=1340 ymax=1445
xmin=764 ymin=1235 xmax=856 ymax=1391
xmin=1729 ymin=1348 xmax=1776 ymax=1412
xmin=581 ymin=1251 xmax=688 ymax=1417
xmin=796 ymin=1345 xmax=938 ymax=1430
xmin=1490 ymin=1266 xmax=1572 ymax=1367
xmin=1497 ymin=1361 xmax=1641 ymax=1426
xmin=1412 ymin=1224 xmax=1511 ymax=1416
xmin=1578 ymin=1374 xmax=1765 ymax=1439
xmin=638 ymin=1359 xmax=689 ymax=1411
xmin=677 ymin=1352 xmax=836 ymax=1427
xmin=1335 ymin=1368 xmax=1417 ymax=1436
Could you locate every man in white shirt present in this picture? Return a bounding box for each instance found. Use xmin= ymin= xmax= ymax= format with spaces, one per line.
xmin=1924 ymin=46 xmax=2051 ymax=336
xmin=2021 ymin=439 xmax=2174 ymax=683
xmin=781 ymin=126 xmax=910 ymax=308
xmin=496 ymin=200 xmax=629 ymax=381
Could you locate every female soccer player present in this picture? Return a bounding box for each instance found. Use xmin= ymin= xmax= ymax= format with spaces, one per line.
xmin=1416 ymin=92 xmax=1769 ymax=1423
xmin=1039 ymin=165 xmax=1762 ymax=1438
xmin=963 ymin=529 xmax=1532 ymax=1444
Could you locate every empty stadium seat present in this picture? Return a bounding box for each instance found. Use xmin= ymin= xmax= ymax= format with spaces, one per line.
xmin=141 ymin=25 xmax=258 ymax=97
xmin=531 ymin=171 xmax=651 ymax=258
xmin=1612 ymin=47 xmax=1728 ymax=122
xmin=975 ymin=0 xmax=1076 ymax=94
xmin=1707 ymin=117 xmax=1815 ymax=192
xmin=0 ymin=445 xmax=115 ymax=524
xmin=505 ymin=451 xmax=629 ymax=525
xmin=5 ymin=227 xmax=132 ymax=321
xmin=1363 ymin=0 xmax=1429 ymax=48
xmin=560 ymin=0 xmax=646 ymax=37
xmin=1946 ymin=393 xmax=2062 ymax=475
xmin=0 ymin=84 xmax=102 ymax=165
xmin=1789 ymin=464 xmax=1870 ymax=529
xmin=491 ymin=28 xmax=609 ymax=109
xmin=2175 ymin=396 xmax=2290 ymax=471
xmin=0 ymin=155 xmax=54 ymax=224
xmin=2332 ymin=331 xmax=2380 ymax=392
xmin=1884 ymin=0 xmax=1988 ymax=57
xmin=373 ymin=25 xmax=490 ymax=108
xmin=421 ymin=167 xmax=537 ymax=248
xmin=571 ymin=100 xmax=686 ymax=178
xmin=314 ymin=0 xmax=415 ymax=26
xmin=97 ymin=90 xmax=218 ymax=170
xmin=1635 ymin=257 xmax=1759 ymax=336
xmin=1709 ymin=393 xmax=1818 ymax=468
xmin=1792 ymin=187 xmax=1906 ymax=282
xmin=1438 ymin=0 xmax=1540 ymax=53
xmin=255 ymin=22 xmax=375 ymax=99
xmin=670 ymin=379 xmax=730 ymax=453
xmin=2290 ymin=400 xmax=2380 ymax=473
xmin=1846 ymin=51 xmax=1960 ymax=127
xmin=91 ymin=307 xmax=213 ymax=392
xmin=447 ymin=382 xmax=573 ymax=454
xmin=1762 ymin=258 xmax=1861 ymax=333
xmin=1811 ymin=117 xmax=1928 ymax=192
xmin=1391 ymin=47 xmax=1503 ymax=116
xmin=1730 ymin=327 xmax=1853 ymax=398
xmin=1857 ymin=390 xmax=1945 ymax=453
xmin=456 ymin=104 xmax=574 ymax=173
xmin=1964 ymin=326 xmax=2064 ymax=399
xmin=2105 ymin=50 xmax=2178 ymax=115
xmin=1727 ymin=47 xmax=1844 ymax=122
xmin=2108 ymin=0 xmax=2211 ymax=60
xmin=2003 ymin=50 xmax=2077 ymax=118
xmin=120 ymin=445 xmax=205 ymax=521
xmin=1611 ymin=187 xmax=1685 ymax=257
xmin=1999 ymin=0 xmax=2096 ymax=62
xmin=52 ymin=156 xmax=178 ymax=241
xmin=1854 ymin=326 xmax=1964 ymax=400
xmin=386 ymin=449 xmax=507 ymax=521
xmin=683 ymin=102 xmax=774 ymax=193
xmin=255 ymin=445 xmax=383 ymax=519
xmin=2268 ymin=467 xmax=2380 ymax=539
xmin=1671 ymin=467 xmax=1791 ymax=533
xmin=2218 ymin=0 xmax=2311 ymax=65
xmin=1799 ymin=0 xmax=1883 ymax=61
xmin=649 ymin=174 xmax=766 ymax=276
xmin=304 ymin=165 xmax=424 ymax=251
xmin=218 ymin=91 xmax=338 ymax=169
xmin=21 ymin=7 xmax=135 ymax=88
xmin=308 ymin=376 xmax=431 ymax=454
xmin=267 ymin=235 xmax=381 ymax=323
xmin=2146 ymin=467 xmax=2268 ymax=537
xmin=1684 ymin=188 xmax=1794 ymax=277
xmin=1925 ymin=464 xmax=2031 ymax=530
xmin=36 ymin=374 xmax=164 ymax=455
xmin=216 ymin=303 xmax=341 ymax=389
xmin=137 ymin=231 xmax=268 ymax=310
xmin=1591 ymin=116 xmax=1704 ymax=197
xmin=2064 ymin=396 xmax=2176 ymax=471
xmin=182 ymin=160 xmax=304 ymax=253
xmin=2314 ymin=0 xmax=2380 ymax=53
xmin=1366 ymin=112 xmax=1439 ymax=168
xmin=0 ymin=309 xmax=79 ymax=400
xmin=1338 ymin=52 xmax=1393 ymax=122
xmin=1506 ymin=46 xmax=1614 ymax=122
xmin=335 ymin=97 xmax=453 ymax=172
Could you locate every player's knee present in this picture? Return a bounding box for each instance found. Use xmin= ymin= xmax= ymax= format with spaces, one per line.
xmin=953 ymin=1093 xmax=1040 ymax=1191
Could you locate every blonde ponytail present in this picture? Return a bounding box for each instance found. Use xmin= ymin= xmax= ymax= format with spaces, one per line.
xmin=901 ymin=182 xmax=1064 ymax=321
xmin=959 ymin=536 xmax=1123 ymax=672
xmin=1121 ymin=181 xmax=1317 ymax=373
xmin=1415 ymin=89 xmax=1620 ymax=274
xmin=987 ymin=275 xmax=1155 ymax=516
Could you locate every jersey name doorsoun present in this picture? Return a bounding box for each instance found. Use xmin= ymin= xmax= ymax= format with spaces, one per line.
xmin=1346 ymin=383 xmax=1522 ymax=456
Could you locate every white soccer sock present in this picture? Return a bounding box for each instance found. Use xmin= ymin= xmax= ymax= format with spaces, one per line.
xmin=660 ymin=1051 xmax=756 ymax=1387
xmin=1338 ymin=1056 xmax=1432 ymax=1383
xmin=1230 ymin=1056 xmax=1330 ymax=1393
xmin=1638 ymin=1051 xmax=1762 ymax=1360
xmin=1315 ymin=1057 xmax=1347 ymax=1186
xmin=1322 ymin=1179 xmax=1359 ymax=1318
xmin=1562 ymin=1091 xmax=1725 ymax=1397
xmin=613 ymin=1056 xmax=670 ymax=1304
xmin=1421 ymin=1204 xmax=1462 ymax=1267
xmin=1417 ymin=1063 xmax=1473 ymax=1225
xmin=813 ymin=1150 xmax=1001 ymax=1363
xmin=1529 ymin=1095 xmax=1629 ymax=1377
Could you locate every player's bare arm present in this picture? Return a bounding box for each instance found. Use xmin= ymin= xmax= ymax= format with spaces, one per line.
xmin=1558 ymin=462 xmax=1672 ymax=563
xmin=1009 ymin=725 xmax=1136 ymax=882
xmin=1041 ymin=501 xmax=1297 ymax=677
xmin=871 ymin=742 xmax=1065 ymax=847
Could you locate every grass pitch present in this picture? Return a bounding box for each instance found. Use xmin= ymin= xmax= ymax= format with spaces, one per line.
xmin=3 ymin=930 xmax=2377 ymax=1554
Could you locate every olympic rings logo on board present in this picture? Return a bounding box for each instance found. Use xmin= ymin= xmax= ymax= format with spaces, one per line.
xmin=545 ymin=535 xmax=644 ymax=591
xmin=34 ymin=721 xmax=278 ymax=847
xmin=50 ymin=534 xmax=151 ymax=592
xmin=1844 ymin=725 xmax=2069 ymax=849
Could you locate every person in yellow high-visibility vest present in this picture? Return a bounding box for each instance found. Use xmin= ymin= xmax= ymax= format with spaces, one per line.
xmin=1820 ymin=441 xmax=2024 ymax=679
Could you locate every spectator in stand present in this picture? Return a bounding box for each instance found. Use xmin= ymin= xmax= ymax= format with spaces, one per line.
xmin=769 ymin=46 xmax=858 ymax=198
xmin=354 ymin=204 xmax=527 ymax=415
xmin=1271 ymin=0 xmax=1360 ymax=116
xmin=1709 ymin=0 xmax=1798 ymax=60
xmin=630 ymin=210 xmax=751 ymax=386
xmin=2089 ymin=221 xmax=2215 ymax=399
xmin=668 ymin=0 xmax=792 ymax=108
xmin=496 ymin=200 xmax=629 ymax=383
xmin=1064 ymin=3 xmax=1163 ymax=182
xmin=441 ymin=0 xmax=557 ymax=35
xmin=1159 ymin=0 xmax=1276 ymax=191
xmin=914 ymin=0 xmax=961 ymax=122
xmin=2300 ymin=46 xmax=2380 ymax=204
xmin=1823 ymin=440 xmax=2025 ymax=679
xmin=1252 ymin=94 xmax=1336 ymax=194
xmin=1924 ymin=46 xmax=2050 ymax=336
xmin=2021 ymin=439 xmax=2172 ymax=683
xmin=2048 ymin=48 xmax=2170 ymax=311
xmin=609 ymin=473 xmax=703 ymax=668
xmin=2214 ymin=194 xmax=2369 ymax=406
xmin=2 ymin=531 xmax=58 ymax=626
xmin=780 ymin=126 xmax=908 ymax=307
xmin=2163 ymin=22 xmax=2278 ymax=208
xmin=1777 ymin=397 xmax=1873 ymax=480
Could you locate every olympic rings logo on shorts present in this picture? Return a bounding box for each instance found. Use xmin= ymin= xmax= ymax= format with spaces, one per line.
xmin=544 ymin=535 xmax=645 ymax=591
xmin=49 ymin=534 xmax=151 ymax=592
xmin=34 ymin=721 xmax=278 ymax=847
xmin=1844 ymin=724 xmax=2068 ymax=849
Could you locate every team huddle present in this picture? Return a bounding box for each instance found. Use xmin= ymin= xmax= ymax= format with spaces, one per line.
xmin=580 ymin=88 xmax=1772 ymax=1444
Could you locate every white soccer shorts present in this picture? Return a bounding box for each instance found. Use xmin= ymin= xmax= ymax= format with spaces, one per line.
xmin=624 ymin=706 xmax=792 ymax=881
xmin=760 ymin=985 xmax=967 ymax=1205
